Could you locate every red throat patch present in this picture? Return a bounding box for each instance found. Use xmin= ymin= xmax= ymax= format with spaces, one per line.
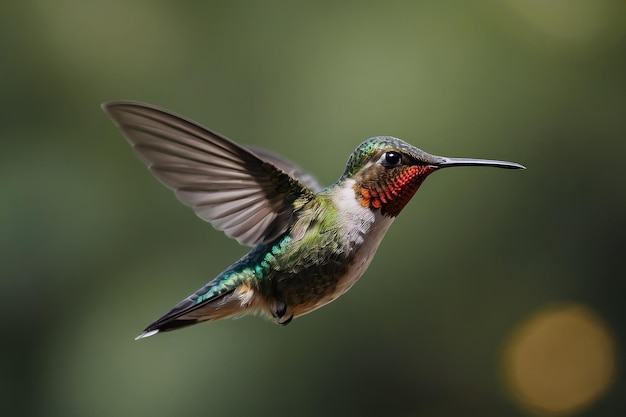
xmin=357 ymin=165 xmax=436 ymax=217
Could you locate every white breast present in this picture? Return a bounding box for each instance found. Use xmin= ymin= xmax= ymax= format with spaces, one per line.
xmin=328 ymin=179 xmax=395 ymax=299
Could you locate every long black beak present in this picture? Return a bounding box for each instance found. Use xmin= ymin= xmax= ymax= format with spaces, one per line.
xmin=436 ymin=157 xmax=525 ymax=170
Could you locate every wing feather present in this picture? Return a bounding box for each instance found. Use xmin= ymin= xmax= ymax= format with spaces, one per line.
xmin=103 ymin=101 xmax=317 ymax=245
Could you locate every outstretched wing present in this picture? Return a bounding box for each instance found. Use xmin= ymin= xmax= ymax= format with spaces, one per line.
xmin=103 ymin=101 xmax=317 ymax=246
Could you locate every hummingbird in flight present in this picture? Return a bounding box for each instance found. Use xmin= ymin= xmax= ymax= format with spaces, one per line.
xmin=102 ymin=101 xmax=525 ymax=339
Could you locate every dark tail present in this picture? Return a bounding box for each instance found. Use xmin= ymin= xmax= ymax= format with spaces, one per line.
xmin=134 ymin=287 xmax=241 ymax=340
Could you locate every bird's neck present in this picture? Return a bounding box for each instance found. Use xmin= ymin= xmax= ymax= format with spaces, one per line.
xmin=325 ymin=178 xmax=395 ymax=250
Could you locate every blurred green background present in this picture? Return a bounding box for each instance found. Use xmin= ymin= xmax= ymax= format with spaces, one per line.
xmin=2 ymin=1 xmax=625 ymax=416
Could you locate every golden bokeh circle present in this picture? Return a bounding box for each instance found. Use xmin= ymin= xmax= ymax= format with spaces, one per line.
xmin=501 ymin=303 xmax=617 ymax=416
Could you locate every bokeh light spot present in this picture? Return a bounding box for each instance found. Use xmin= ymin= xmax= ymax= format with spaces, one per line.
xmin=501 ymin=303 xmax=617 ymax=416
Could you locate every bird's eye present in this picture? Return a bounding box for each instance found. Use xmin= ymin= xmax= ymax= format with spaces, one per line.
xmin=383 ymin=151 xmax=402 ymax=167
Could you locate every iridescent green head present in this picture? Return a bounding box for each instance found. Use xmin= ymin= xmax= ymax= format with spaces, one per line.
xmin=342 ymin=136 xmax=446 ymax=178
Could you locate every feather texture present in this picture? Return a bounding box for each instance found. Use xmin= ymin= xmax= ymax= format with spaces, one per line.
xmin=103 ymin=101 xmax=317 ymax=246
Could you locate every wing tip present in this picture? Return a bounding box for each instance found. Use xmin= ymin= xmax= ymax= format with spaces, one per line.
xmin=101 ymin=100 xmax=131 ymax=126
xmin=101 ymin=100 xmax=129 ymax=113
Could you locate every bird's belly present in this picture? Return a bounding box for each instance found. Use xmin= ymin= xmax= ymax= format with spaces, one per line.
xmin=284 ymin=232 xmax=388 ymax=318
xmin=288 ymin=259 xmax=375 ymax=317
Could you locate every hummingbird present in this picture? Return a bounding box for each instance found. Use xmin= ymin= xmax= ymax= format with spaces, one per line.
xmin=102 ymin=101 xmax=525 ymax=339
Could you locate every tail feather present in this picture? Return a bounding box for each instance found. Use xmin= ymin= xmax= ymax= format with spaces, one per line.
xmin=134 ymin=285 xmax=258 ymax=340
xmin=135 ymin=319 xmax=199 ymax=340
xmin=134 ymin=295 xmax=222 ymax=340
